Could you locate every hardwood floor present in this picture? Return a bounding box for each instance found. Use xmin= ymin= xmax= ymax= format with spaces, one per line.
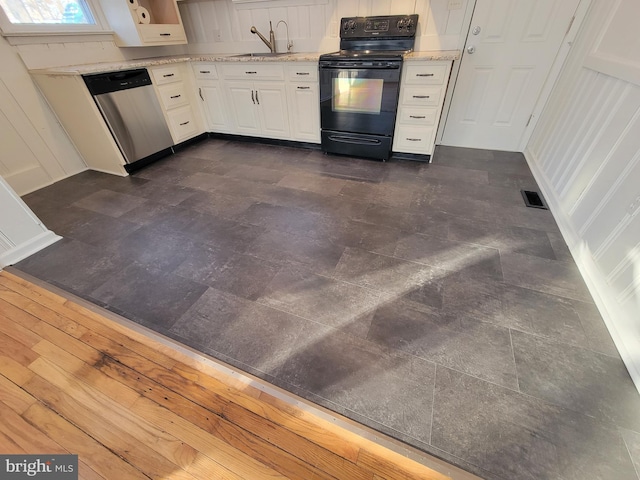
xmin=0 ymin=270 xmax=465 ymax=480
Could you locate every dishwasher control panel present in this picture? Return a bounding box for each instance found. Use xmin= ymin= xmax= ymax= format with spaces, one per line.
xmin=83 ymin=68 xmax=153 ymax=96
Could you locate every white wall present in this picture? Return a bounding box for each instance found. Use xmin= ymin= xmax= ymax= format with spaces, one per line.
xmin=526 ymin=0 xmax=640 ymax=390
xmin=179 ymin=0 xmax=471 ymax=55
xmin=0 ymin=35 xmax=87 ymax=195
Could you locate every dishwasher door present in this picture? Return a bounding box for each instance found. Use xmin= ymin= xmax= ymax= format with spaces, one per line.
xmin=93 ymin=85 xmax=174 ymax=164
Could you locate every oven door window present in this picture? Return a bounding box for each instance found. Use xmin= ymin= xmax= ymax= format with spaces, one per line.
xmin=320 ymin=65 xmax=401 ymax=137
xmin=333 ymin=76 xmax=384 ymax=114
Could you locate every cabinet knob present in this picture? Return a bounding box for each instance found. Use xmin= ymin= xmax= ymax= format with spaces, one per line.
xmin=467 ymin=45 xmax=476 ymax=54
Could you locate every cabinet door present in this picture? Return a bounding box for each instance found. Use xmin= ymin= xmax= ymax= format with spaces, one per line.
xmin=287 ymin=83 xmax=320 ymax=143
xmin=225 ymin=83 xmax=260 ymax=136
xmin=254 ymin=82 xmax=290 ymax=140
xmin=199 ymin=84 xmax=230 ymax=133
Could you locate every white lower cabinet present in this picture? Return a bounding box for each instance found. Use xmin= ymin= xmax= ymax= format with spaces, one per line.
xmin=149 ymin=64 xmax=203 ymax=144
xmin=192 ymin=63 xmax=231 ymax=133
xmin=195 ymin=61 xmax=319 ymax=144
xmin=393 ymin=60 xmax=452 ymax=157
xmin=221 ymin=63 xmax=290 ymax=140
xmin=286 ymin=63 xmax=320 ymax=143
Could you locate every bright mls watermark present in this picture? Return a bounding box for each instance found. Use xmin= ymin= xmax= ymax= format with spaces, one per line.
xmin=1 ymin=455 xmax=78 ymax=479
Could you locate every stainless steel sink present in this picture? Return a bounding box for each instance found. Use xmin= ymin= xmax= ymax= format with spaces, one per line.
xmin=231 ymin=52 xmax=290 ymax=58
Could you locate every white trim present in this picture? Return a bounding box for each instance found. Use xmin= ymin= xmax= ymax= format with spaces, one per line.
xmin=524 ymin=146 xmax=640 ymax=395
xmin=0 ymin=230 xmax=61 ymax=268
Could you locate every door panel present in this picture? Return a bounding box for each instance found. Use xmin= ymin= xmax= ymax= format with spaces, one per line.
xmin=255 ymin=83 xmax=290 ymax=139
xmin=443 ymin=0 xmax=581 ymax=151
xmin=226 ymin=83 xmax=260 ymax=135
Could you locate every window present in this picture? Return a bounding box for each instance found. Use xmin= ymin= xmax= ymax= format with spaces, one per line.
xmin=0 ymin=0 xmax=107 ymax=34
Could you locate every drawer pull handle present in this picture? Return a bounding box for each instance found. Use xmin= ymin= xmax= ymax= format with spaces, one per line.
xmin=413 ymin=95 xmax=430 ymax=99
xmin=160 ymin=33 xmax=171 ymax=37
xmin=297 ymin=86 xmax=310 ymax=90
xmin=170 ymin=94 xmax=181 ymax=99
xmin=410 ymin=115 xmax=426 ymax=119
xmin=246 ymin=71 xmax=257 ymax=74
xmin=199 ymin=70 xmax=211 ymax=74
xmin=179 ymin=121 xmax=190 ymax=126
xmin=296 ymin=72 xmax=310 ymax=75
xmin=163 ymin=73 xmax=175 ymax=77
xmin=406 ymin=138 xmax=421 ymax=141
xmin=416 ymin=73 xmax=435 ymax=77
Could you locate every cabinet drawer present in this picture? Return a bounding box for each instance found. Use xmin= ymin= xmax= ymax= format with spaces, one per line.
xmin=138 ymin=24 xmax=186 ymax=45
xmin=398 ymin=107 xmax=437 ymax=126
xmin=221 ymin=63 xmax=284 ymax=81
xmin=158 ymin=83 xmax=189 ymax=110
xmin=151 ymin=65 xmax=183 ymax=85
xmin=402 ymin=86 xmax=442 ymax=106
xmin=404 ymin=64 xmax=448 ymax=85
xmin=167 ymin=106 xmax=198 ymax=142
xmin=193 ymin=63 xmax=218 ymax=80
xmin=394 ymin=125 xmax=434 ymax=154
xmin=286 ymin=64 xmax=318 ymax=82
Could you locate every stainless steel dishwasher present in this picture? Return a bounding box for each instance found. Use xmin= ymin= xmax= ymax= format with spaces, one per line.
xmin=83 ymin=69 xmax=174 ymax=172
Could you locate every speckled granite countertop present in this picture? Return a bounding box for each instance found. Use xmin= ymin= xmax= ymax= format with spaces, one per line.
xmin=30 ymin=50 xmax=459 ymax=76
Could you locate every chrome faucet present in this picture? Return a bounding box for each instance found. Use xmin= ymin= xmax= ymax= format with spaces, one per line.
xmin=250 ymin=22 xmax=276 ymax=53
xmin=276 ymin=20 xmax=293 ymax=53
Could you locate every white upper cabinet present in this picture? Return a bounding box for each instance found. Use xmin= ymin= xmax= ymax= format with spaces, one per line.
xmin=98 ymin=0 xmax=187 ymax=47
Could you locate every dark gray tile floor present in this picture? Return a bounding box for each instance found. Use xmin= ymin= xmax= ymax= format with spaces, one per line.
xmin=15 ymin=140 xmax=640 ymax=480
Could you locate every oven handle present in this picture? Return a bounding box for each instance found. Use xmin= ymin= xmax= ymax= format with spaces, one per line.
xmin=320 ymin=64 xmax=400 ymax=70
xmin=328 ymin=135 xmax=382 ymax=146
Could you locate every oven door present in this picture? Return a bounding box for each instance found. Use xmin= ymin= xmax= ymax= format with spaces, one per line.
xmin=319 ymin=61 xmax=401 ymax=137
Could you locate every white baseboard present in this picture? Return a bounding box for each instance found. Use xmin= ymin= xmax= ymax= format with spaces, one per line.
xmin=524 ymin=147 xmax=640 ymax=394
xmin=0 ymin=230 xmax=61 ymax=269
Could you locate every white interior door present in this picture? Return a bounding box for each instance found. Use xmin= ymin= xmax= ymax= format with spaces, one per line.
xmin=442 ymin=0 xmax=581 ymax=151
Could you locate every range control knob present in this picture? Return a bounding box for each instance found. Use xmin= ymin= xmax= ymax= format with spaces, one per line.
xmin=348 ymin=20 xmax=357 ymax=30
xmin=397 ymin=17 xmax=415 ymax=31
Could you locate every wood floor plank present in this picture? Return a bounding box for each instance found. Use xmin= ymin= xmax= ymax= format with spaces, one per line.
xmin=0 ymin=298 xmax=41 ymax=345
xmin=0 ymin=430 xmax=28 ymax=454
xmin=0 ymin=400 xmax=67 ymax=454
xmin=0 ymin=356 xmax=35 ymax=386
xmin=31 ymin=339 xmax=140 ymax=409
xmin=0 ymin=373 xmax=37 ymax=414
xmin=28 ymin=357 xmax=198 ymax=474
xmin=222 ymin=401 xmax=373 ymax=480
xmin=22 ymin=373 xmax=198 ymax=480
xmin=0 ymin=283 xmax=88 ymax=339
xmin=0 ymin=271 xmax=455 ymax=480
xmin=358 ymin=449 xmax=451 ymax=480
xmin=131 ymin=395 xmax=287 ymax=480
xmin=0 ymin=330 xmax=39 ymax=366
xmin=22 ymin=402 xmax=150 ymax=480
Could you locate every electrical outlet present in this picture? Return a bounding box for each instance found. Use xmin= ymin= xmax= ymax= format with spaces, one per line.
xmin=448 ymin=0 xmax=464 ymax=10
xmin=627 ymin=195 xmax=640 ymax=216
xmin=212 ymin=29 xmax=221 ymax=42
